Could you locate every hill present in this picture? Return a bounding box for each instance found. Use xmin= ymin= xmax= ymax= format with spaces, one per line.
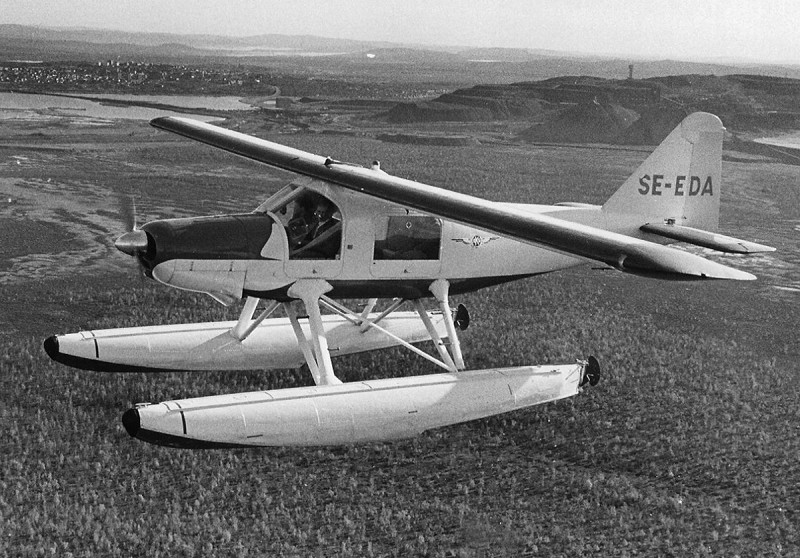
xmin=386 ymin=74 xmax=800 ymax=145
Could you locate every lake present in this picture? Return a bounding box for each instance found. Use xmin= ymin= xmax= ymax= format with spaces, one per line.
xmin=75 ymin=93 xmax=264 ymax=111
xmin=0 ymin=91 xmax=254 ymax=122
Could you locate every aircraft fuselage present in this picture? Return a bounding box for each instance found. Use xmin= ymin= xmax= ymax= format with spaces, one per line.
xmin=132 ymin=177 xmax=620 ymax=302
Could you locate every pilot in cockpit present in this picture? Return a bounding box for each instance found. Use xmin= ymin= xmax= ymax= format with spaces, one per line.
xmin=287 ymin=197 xmax=342 ymax=259
xmin=310 ymin=200 xmax=338 ymax=237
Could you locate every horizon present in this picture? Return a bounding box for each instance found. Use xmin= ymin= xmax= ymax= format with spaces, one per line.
xmin=3 ymin=1 xmax=800 ymax=66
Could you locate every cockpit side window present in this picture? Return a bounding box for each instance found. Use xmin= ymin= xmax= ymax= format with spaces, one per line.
xmin=373 ymin=215 xmax=441 ymax=260
xmin=272 ymin=191 xmax=342 ymax=260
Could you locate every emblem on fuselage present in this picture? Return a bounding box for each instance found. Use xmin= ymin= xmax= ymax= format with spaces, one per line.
xmin=451 ymin=235 xmax=500 ymax=248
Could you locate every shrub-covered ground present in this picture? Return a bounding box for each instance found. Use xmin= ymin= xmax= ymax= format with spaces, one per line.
xmin=1 ymin=117 xmax=797 ymax=556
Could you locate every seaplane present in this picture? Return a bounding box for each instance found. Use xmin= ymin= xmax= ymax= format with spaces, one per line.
xmin=44 ymin=112 xmax=773 ymax=448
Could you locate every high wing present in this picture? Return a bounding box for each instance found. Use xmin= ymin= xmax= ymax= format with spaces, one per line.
xmin=151 ymin=116 xmax=755 ymax=281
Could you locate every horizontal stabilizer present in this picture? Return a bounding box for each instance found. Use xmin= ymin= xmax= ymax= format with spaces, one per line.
xmin=641 ymin=223 xmax=775 ymax=254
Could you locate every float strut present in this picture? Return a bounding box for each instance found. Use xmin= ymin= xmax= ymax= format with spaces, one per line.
xmin=413 ymin=299 xmax=458 ymax=373
xmin=429 ymin=279 xmax=465 ymax=370
xmin=288 ymin=280 xmax=341 ymax=386
xmin=359 ymin=298 xmax=378 ymax=326
xmin=230 ymin=297 xmax=280 ymax=342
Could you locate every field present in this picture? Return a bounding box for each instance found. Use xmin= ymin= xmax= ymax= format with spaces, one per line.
xmin=1 ymin=110 xmax=798 ymax=557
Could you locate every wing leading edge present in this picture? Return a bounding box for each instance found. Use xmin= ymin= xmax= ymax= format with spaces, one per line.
xmin=150 ymin=116 xmax=754 ymax=281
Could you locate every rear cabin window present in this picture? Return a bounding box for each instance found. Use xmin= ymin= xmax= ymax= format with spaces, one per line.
xmin=373 ymin=215 xmax=441 ymax=260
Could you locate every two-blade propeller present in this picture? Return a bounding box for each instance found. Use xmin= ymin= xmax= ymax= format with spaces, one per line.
xmin=115 ymin=196 xmax=150 ymax=274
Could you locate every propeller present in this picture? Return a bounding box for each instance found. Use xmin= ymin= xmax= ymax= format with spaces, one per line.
xmin=115 ymin=195 xmax=150 ymax=276
xmin=120 ymin=193 xmax=137 ymax=232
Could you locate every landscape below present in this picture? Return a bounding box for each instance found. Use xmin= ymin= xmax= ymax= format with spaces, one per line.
xmin=0 ymin=48 xmax=797 ymax=556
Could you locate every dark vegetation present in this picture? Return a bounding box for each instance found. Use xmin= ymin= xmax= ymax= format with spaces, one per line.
xmin=1 ymin=108 xmax=797 ymax=555
xmin=3 ymin=271 xmax=797 ymax=557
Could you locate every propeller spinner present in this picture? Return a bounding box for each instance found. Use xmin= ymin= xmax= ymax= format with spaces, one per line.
xmin=115 ymin=230 xmax=149 ymax=256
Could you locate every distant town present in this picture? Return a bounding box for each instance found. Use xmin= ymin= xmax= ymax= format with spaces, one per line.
xmin=0 ymin=59 xmax=433 ymax=99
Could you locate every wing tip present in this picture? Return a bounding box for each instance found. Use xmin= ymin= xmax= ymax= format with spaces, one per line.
xmin=150 ymin=115 xmax=196 ymax=130
xmin=623 ymin=244 xmax=758 ymax=281
xmin=694 ymin=262 xmax=756 ymax=281
xmin=696 ymin=259 xmax=756 ymax=281
xmin=150 ymin=115 xmax=173 ymax=129
xmin=741 ymin=243 xmax=776 ymax=254
xmin=708 ymin=269 xmax=757 ymax=281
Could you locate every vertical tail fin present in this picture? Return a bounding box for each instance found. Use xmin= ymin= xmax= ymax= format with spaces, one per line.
xmin=602 ymin=112 xmax=723 ymax=232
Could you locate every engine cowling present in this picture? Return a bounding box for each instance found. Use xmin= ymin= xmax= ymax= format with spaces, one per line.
xmin=115 ymin=213 xmax=278 ymax=300
xmin=139 ymin=213 xmax=276 ymax=270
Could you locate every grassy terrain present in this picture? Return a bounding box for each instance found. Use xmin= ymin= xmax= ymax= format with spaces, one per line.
xmin=1 ymin=116 xmax=797 ymax=556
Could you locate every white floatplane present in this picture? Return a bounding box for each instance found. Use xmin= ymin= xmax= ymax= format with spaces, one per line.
xmin=44 ymin=112 xmax=772 ymax=448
